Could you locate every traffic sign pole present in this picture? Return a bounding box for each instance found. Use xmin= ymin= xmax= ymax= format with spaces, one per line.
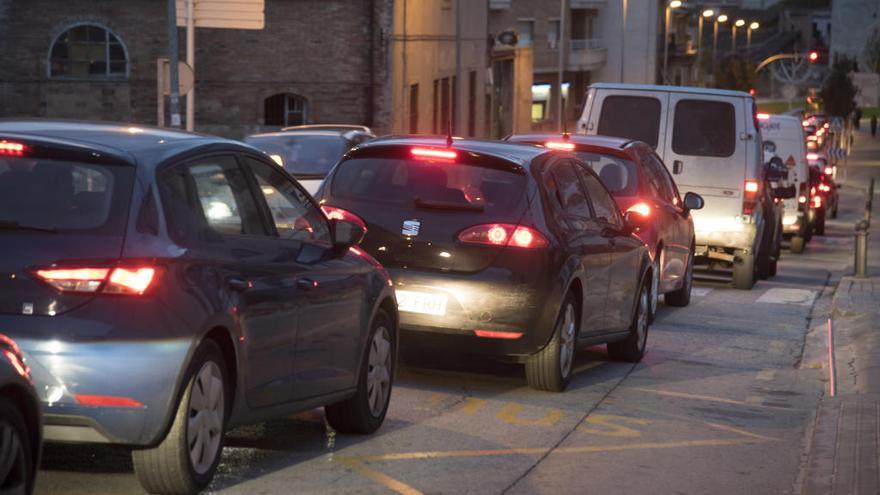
xmin=185 ymin=0 xmax=195 ymax=131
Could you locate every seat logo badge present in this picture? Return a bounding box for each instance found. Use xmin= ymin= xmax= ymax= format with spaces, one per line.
xmin=22 ymin=303 xmax=34 ymax=315
xmin=402 ymin=220 xmax=421 ymax=236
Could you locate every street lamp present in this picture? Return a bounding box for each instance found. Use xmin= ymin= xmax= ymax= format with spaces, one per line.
xmin=712 ymin=14 xmax=728 ymax=78
xmin=747 ymin=22 xmax=759 ymax=53
xmin=663 ymin=0 xmax=683 ymax=84
xmin=698 ymin=9 xmax=715 ymax=85
xmin=732 ymin=19 xmax=745 ymax=51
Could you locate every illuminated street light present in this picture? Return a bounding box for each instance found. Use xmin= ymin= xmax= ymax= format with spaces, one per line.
xmin=732 ymin=19 xmax=745 ymax=49
xmin=747 ymin=21 xmax=759 ymax=52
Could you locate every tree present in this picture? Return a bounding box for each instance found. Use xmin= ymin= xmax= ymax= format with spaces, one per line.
xmin=864 ymin=27 xmax=880 ymax=74
xmin=714 ymin=56 xmax=756 ymax=93
xmin=819 ymin=55 xmax=857 ymax=117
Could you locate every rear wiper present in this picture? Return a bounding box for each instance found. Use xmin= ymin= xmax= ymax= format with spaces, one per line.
xmin=0 ymin=220 xmax=57 ymax=233
xmin=414 ymin=198 xmax=485 ymax=212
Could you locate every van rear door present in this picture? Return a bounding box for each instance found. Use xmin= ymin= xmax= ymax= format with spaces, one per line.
xmin=662 ymin=94 xmax=747 ymax=226
xmin=582 ymin=89 xmax=668 ymax=151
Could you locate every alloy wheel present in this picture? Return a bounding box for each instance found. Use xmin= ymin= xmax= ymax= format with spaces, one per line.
xmin=367 ymin=327 xmax=392 ymax=417
xmin=636 ymin=287 xmax=649 ymax=352
xmin=188 ymin=361 xmax=225 ymax=475
xmin=0 ymin=420 xmax=26 ymax=495
xmin=559 ymin=303 xmax=576 ymax=378
xmin=651 ymin=258 xmax=661 ymax=316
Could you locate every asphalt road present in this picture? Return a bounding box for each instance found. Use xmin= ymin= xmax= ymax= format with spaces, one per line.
xmin=35 ymin=155 xmax=880 ymax=494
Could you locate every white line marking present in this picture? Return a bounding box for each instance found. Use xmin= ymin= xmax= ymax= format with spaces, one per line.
xmin=691 ymin=287 xmax=713 ymax=297
xmin=756 ymin=288 xmax=817 ymax=306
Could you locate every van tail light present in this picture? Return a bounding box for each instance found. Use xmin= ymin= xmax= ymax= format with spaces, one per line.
xmin=321 ymin=205 xmax=368 ymax=233
xmin=34 ymin=266 xmax=158 ymax=295
xmin=458 ymin=224 xmax=549 ymax=249
xmin=812 ymin=195 xmax=823 ymax=208
xmin=626 ymin=202 xmax=651 ymax=217
xmin=742 ymin=180 xmax=760 ymax=216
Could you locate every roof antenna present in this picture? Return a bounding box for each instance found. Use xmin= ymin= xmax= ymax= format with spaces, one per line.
xmin=446 ymin=117 xmax=454 ymax=147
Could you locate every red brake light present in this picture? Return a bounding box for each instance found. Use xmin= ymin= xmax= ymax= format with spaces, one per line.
xmin=545 ymin=141 xmax=576 ymax=151
xmin=798 ymin=195 xmax=807 ymax=204
xmin=757 ymin=113 xmax=770 ymax=120
xmin=812 ymin=195 xmax=823 ymax=208
xmin=823 ymin=166 xmax=833 ymax=176
xmin=75 ymin=394 xmax=145 ymax=408
xmin=321 ymin=205 xmax=368 ymax=233
xmin=819 ymin=183 xmax=831 ymax=192
xmin=802 ymin=120 xmax=810 ymax=127
xmin=806 ymin=153 xmax=819 ymax=161
xmin=474 ymin=330 xmax=524 ymax=339
xmin=743 ymin=180 xmax=760 ymax=215
xmin=34 ymin=266 xmax=158 ymax=295
xmin=0 ymin=141 xmax=26 ymax=156
xmin=411 ymin=148 xmax=458 ymax=160
xmin=458 ymin=224 xmax=548 ymax=249
xmin=744 ymin=180 xmax=759 ymax=193
xmin=626 ymin=202 xmax=651 ymax=217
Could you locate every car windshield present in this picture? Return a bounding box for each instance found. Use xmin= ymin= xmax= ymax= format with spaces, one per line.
xmin=574 ymin=152 xmax=639 ymax=196
xmin=244 ymin=134 xmax=348 ymax=176
xmin=0 ymin=157 xmax=132 ymax=234
xmin=331 ymin=157 xmax=526 ymax=212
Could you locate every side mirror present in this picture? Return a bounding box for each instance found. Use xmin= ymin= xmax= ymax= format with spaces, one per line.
xmin=683 ymin=191 xmax=704 ymax=211
xmin=773 ymin=185 xmax=797 ymax=200
xmin=331 ymin=218 xmax=366 ymax=249
xmin=673 ymin=160 xmax=684 ymax=175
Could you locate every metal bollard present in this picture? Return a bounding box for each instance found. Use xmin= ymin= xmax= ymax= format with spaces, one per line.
xmin=855 ymin=220 xmax=870 ymax=278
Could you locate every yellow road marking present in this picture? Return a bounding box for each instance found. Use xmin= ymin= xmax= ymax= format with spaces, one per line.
xmin=578 ymin=414 xmax=650 ymax=438
xmin=701 ymin=421 xmax=778 ymax=441
xmin=495 ymin=404 xmax=564 ymax=427
xmin=336 ymin=457 xmax=424 ymax=495
xmin=572 ymin=361 xmax=605 ymax=374
xmin=457 ymin=397 xmax=488 ymax=415
xmin=756 ymin=369 xmax=776 ymax=381
xmin=629 ymin=387 xmax=793 ymax=409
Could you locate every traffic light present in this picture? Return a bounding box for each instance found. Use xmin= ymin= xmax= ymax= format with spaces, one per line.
xmin=808 ymin=51 xmax=820 ymax=63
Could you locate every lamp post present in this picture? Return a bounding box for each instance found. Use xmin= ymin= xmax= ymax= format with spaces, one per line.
xmin=698 ymin=9 xmax=714 ymax=85
xmin=747 ymin=21 xmax=759 ymax=53
xmin=733 ymin=19 xmax=745 ymax=52
xmin=663 ymin=0 xmax=682 ymax=84
xmin=712 ymin=14 xmax=728 ymax=78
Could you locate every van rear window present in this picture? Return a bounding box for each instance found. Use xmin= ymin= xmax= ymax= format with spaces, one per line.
xmin=331 ymin=158 xmax=526 ymax=213
xmin=597 ymin=96 xmax=661 ymax=148
xmin=672 ymin=99 xmax=736 ymax=158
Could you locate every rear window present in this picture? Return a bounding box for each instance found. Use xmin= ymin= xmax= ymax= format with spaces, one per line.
xmin=244 ymin=134 xmax=348 ymax=176
xmin=331 ymin=157 xmax=526 ymax=213
xmin=672 ymin=99 xmax=736 ymax=158
xmin=0 ymin=157 xmax=132 ymax=234
xmin=574 ymin=152 xmax=638 ymax=196
xmin=597 ymin=96 xmax=661 ymax=148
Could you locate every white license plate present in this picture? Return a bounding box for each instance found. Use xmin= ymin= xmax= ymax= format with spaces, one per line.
xmin=396 ymin=290 xmax=448 ymax=316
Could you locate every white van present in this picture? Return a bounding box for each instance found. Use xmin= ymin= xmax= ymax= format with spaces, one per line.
xmin=577 ymin=83 xmax=783 ymax=289
xmin=759 ymin=114 xmax=810 ymax=253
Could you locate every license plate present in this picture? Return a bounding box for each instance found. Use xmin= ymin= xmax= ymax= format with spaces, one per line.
xmin=396 ymin=290 xmax=448 ymax=316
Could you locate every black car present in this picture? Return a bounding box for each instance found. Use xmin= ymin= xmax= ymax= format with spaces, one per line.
xmin=0 ymin=333 xmax=41 ymax=495
xmin=316 ymin=137 xmax=653 ymax=392
xmin=0 ymin=120 xmax=397 ymax=494
xmin=244 ymin=126 xmax=375 ymax=194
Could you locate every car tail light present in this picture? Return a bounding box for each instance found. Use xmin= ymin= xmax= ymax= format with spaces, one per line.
xmin=757 ymin=113 xmax=770 ymax=120
xmin=458 ymin=224 xmax=548 ymax=249
xmin=34 ymin=266 xmax=158 ymax=295
xmin=802 ymin=120 xmax=810 ymax=127
xmin=812 ymin=195 xmax=823 ymax=208
xmin=321 ymin=205 xmax=368 ymax=233
xmin=798 ymin=195 xmax=807 ymax=204
xmin=75 ymin=394 xmax=145 ymax=408
xmin=626 ymin=202 xmax=651 ymax=217
xmin=0 ymin=141 xmax=26 ymax=156
xmin=742 ymin=180 xmax=759 ymax=215
xmin=806 ymin=153 xmax=819 ymax=161
xmin=819 ymin=183 xmax=831 ymax=192
xmin=411 ymin=147 xmax=458 ymax=161
xmin=823 ymin=166 xmax=833 ymax=176
xmin=474 ymin=330 xmax=524 ymax=339
xmin=545 ymin=141 xmax=575 ymax=151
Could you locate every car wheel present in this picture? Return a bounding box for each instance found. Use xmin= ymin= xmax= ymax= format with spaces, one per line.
xmin=525 ymin=293 xmax=578 ymax=392
xmin=648 ymin=256 xmax=660 ymax=323
xmin=815 ymin=207 xmax=826 ymax=235
xmin=790 ymin=235 xmax=806 ymax=254
xmin=0 ymin=397 xmax=32 ymax=495
xmin=665 ymin=243 xmax=693 ymax=307
xmin=732 ymin=250 xmax=756 ymax=290
xmin=607 ymin=281 xmax=649 ymax=362
xmin=831 ymin=201 xmax=838 ymax=219
xmin=326 ymin=308 xmax=395 ymax=434
xmin=133 ymin=340 xmax=227 ymax=495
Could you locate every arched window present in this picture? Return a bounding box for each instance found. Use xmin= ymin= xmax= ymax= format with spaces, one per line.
xmin=264 ymin=94 xmax=308 ymax=126
xmin=49 ymin=23 xmax=128 ymax=79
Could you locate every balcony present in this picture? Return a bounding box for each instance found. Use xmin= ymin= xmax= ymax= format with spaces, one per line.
xmin=570 ymin=0 xmax=606 ymax=7
xmin=568 ymin=39 xmax=607 ymax=71
xmin=489 ymin=0 xmax=511 ymax=9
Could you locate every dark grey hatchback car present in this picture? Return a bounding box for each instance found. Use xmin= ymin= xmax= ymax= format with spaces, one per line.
xmin=0 ymin=121 xmax=398 ymax=494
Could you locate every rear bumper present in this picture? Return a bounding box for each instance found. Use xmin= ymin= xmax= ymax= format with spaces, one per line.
xmin=693 ymin=217 xmax=758 ymax=251
xmin=783 ymin=211 xmax=807 ymax=235
xmin=388 ymin=266 xmax=555 ymax=357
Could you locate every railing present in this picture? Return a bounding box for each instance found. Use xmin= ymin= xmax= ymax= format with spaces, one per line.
xmin=570 ymin=39 xmax=602 ymax=51
xmin=489 ymin=0 xmax=511 ymax=9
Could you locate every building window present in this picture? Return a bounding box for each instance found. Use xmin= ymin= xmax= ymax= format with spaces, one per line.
xmin=570 ymin=9 xmax=597 ymax=40
xmin=432 ymin=79 xmax=439 ymax=134
xmin=440 ymin=77 xmax=450 ymax=134
xmin=517 ymin=19 xmax=534 ymax=46
xmin=49 ymin=23 xmax=128 ymax=79
xmin=548 ymin=19 xmax=560 ymax=49
xmin=409 ymin=84 xmax=419 ymax=134
xmin=264 ymin=94 xmax=308 ymax=127
xmin=468 ymin=71 xmax=477 ymax=137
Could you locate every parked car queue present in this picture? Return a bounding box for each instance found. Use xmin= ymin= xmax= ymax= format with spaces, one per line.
xmin=0 ymin=84 xmax=838 ymax=495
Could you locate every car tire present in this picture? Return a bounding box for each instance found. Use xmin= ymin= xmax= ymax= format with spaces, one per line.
xmin=326 ymin=309 xmax=395 ymax=434
xmin=133 ymin=340 xmax=228 ymax=495
xmin=815 ymin=207 xmax=826 ymax=235
xmin=790 ymin=235 xmax=806 ymax=254
xmin=607 ymin=281 xmax=649 ymax=362
xmin=732 ymin=250 xmax=756 ymax=290
xmin=831 ymin=202 xmax=838 ymax=219
xmin=0 ymin=397 xmax=33 ymax=495
xmin=525 ymin=293 xmax=578 ymax=392
xmin=756 ymin=246 xmax=771 ymax=280
xmin=648 ymin=256 xmax=660 ymax=323
xmin=665 ymin=244 xmax=693 ymax=307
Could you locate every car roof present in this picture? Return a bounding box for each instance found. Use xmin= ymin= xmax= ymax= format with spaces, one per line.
xmin=0 ymin=119 xmax=250 ymax=166
xmin=505 ymin=133 xmax=644 ymax=161
xmin=589 ymin=82 xmax=752 ymax=99
xmin=281 ymin=124 xmax=373 ymax=133
xmin=246 ymin=130 xmax=350 ymax=139
xmin=355 ymin=135 xmax=549 ymax=167
xmin=765 ymin=114 xmax=801 ymax=124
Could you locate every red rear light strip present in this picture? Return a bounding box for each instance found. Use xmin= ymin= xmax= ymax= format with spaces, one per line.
xmin=411 ymin=148 xmax=458 ymax=160
xmin=0 ymin=141 xmax=26 ymax=156
xmin=34 ymin=266 xmax=158 ymax=295
xmin=474 ymin=330 xmax=524 ymax=340
xmin=75 ymin=394 xmax=145 ymax=408
xmin=458 ymin=224 xmax=548 ymax=249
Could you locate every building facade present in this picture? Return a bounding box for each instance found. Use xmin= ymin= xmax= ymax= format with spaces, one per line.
xmin=0 ymin=0 xmax=394 ymax=137
xmin=830 ymin=0 xmax=879 ymax=70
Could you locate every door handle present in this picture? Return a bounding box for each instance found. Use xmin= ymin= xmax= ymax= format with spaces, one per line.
xmin=228 ymin=278 xmax=251 ymax=292
xmin=297 ymin=278 xmax=319 ymax=290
